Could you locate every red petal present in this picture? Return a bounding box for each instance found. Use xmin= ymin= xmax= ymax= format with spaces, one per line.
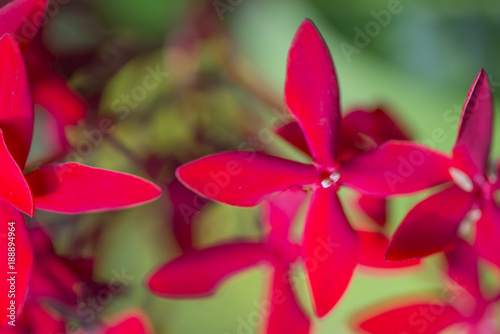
xmin=176 ymin=151 xmax=317 ymax=207
xmin=147 ymin=243 xmax=269 ymax=297
xmin=445 ymin=239 xmax=481 ymax=299
xmin=262 ymin=187 xmax=307 ymax=242
xmin=358 ymin=231 xmax=420 ymax=269
xmin=357 ymin=195 xmax=387 ymax=227
xmin=0 ymin=34 xmax=33 ymax=169
xmin=265 ymin=263 xmax=311 ymax=334
xmin=24 ymin=303 xmax=66 ymax=334
xmin=340 ymin=141 xmax=452 ymax=195
xmin=0 ymin=129 xmax=33 ymax=216
xmin=285 ymin=20 xmax=340 ymax=167
xmin=0 ymin=202 xmax=33 ymax=328
xmin=339 ymin=108 xmax=412 ymax=161
xmin=0 ymin=0 xmax=48 ymax=52
xmin=358 ymin=302 xmax=463 ymax=334
xmin=104 ymin=311 xmax=152 ymax=334
xmin=342 ymin=108 xmax=411 ymax=144
xmin=26 ymin=163 xmax=162 ymax=214
xmin=32 ymin=75 xmax=87 ymax=141
xmin=453 ymin=69 xmax=492 ymax=178
xmin=302 ymin=187 xmax=359 ymax=317
xmin=386 ymin=185 xmax=473 ymax=261
xmin=275 ymin=122 xmax=311 ymax=157
xmin=167 ymin=179 xmax=208 ymax=252
xmin=474 ymin=200 xmax=500 ymax=270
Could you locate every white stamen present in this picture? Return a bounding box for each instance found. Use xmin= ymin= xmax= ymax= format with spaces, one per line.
xmin=321 ymin=171 xmax=340 ymax=189
xmin=449 ymin=167 xmax=474 ymax=192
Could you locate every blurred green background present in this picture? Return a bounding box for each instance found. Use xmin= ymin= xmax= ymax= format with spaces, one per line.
xmin=33 ymin=0 xmax=500 ymax=332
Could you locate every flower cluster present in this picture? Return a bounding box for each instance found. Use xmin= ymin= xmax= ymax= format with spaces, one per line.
xmin=2 ymin=0 xmax=498 ymax=332
xmin=148 ymin=19 xmax=500 ymax=333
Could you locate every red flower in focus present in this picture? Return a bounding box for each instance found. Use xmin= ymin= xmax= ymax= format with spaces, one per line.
xmin=0 ymin=33 xmax=162 ymax=327
xmin=276 ymin=107 xmax=420 ymax=270
xmin=355 ymin=240 xmax=500 ymax=334
xmin=147 ymin=189 xmax=311 ymax=334
xmin=386 ymin=69 xmax=498 ymax=262
xmin=176 ymin=20 xmax=449 ymax=316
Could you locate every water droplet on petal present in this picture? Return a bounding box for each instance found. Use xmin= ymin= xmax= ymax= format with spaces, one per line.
xmin=449 ymin=167 xmax=474 ymax=192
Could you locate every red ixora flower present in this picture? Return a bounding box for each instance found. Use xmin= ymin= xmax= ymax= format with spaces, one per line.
xmin=176 ymin=19 xmax=451 ymax=316
xmin=0 ymin=33 xmax=162 ymax=328
xmin=147 ymin=188 xmax=311 ymax=334
xmin=386 ymin=69 xmax=500 ymax=263
xmin=276 ymin=107 xmax=421 ymax=270
xmin=355 ymin=240 xmax=500 ymax=334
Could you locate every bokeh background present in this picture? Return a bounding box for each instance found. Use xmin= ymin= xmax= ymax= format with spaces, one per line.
xmin=14 ymin=0 xmax=500 ymax=332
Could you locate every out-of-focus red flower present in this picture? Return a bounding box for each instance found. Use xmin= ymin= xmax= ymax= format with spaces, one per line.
xmin=25 ymin=37 xmax=87 ymax=158
xmin=386 ymin=70 xmax=497 ymax=262
xmin=355 ymin=240 xmax=499 ymax=334
xmin=0 ymin=0 xmax=47 ymax=52
xmin=1 ymin=0 xmax=87 ymax=159
xmin=0 ymin=33 xmax=162 ymax=327
xmin=147 ymin=188 xmax=311 ymax=334
xmin=176 ymin=20 xmax=448 ymax=316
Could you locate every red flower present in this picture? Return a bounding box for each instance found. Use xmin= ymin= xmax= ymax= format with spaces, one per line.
xmin=0 ymin=0 xmax=47 ymax=52
xmin=0 ymin=33 xmax=162 ymax=328
xmin=386 ymin=69 xmax=497 ymax=262
xmin=1 ymin=0 xmax=87 ymax=159
xmin=355 ymin=240 xmax=499 ymax=334
xmin=176 ymin=20 xmax=449 ymax=316
xmin=147 ymin=188 xmax=311 ymax=334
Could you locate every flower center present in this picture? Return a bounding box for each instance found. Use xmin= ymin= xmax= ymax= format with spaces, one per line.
xmin=321 ymin=171 xmax=340 ymax=188
xmin=450 ymin=167 xmax=474 ymax=192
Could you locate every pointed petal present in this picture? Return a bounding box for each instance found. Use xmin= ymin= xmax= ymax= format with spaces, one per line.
xmin=453 ymin=70 xmax=492 ymax=178
xmin=285 ymin=19 xmax=340 ymax=166
xmin=303 ymin=187 xmax=359 ymax=317
xmin=386 ymin=186 xmax=473 ymax=261
xmin=445 ymin=239 xmax=481 ymax=299
xmin=0 ymin=202 xmax=33 ymax=328
xmin=474 ymin=200 xmax=500 ymax=270
xmin=26 ymin=163 xmax=162 ymax=214
xmin=358 ymin=302 xmax=463 ymax=334
xmin=146 ymin=243 xmax=269 ymax=297
xmin=275 ymin=121 xmax=311 ymax=157
xmin=176 ymin=151 xmax=317 ymax=207
xmin=357 ymin=195 xmax=387 ymax=227
xmin=358 ymin=231 xmax=420 ymax=269
xmin=0 ymin=34 xmax=34 ymax=169
xmin=265 ymin=263 xmax=311 ymax=334
xmin=340 ymin=141 xmax=452 ymax=196
xmin=0 ymin=129 xmax=33 ymax=216
xmin=0 ymin=0 xmax=48 ymax=52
